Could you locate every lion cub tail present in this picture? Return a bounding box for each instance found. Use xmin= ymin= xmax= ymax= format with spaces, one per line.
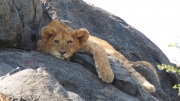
xmin=129 ymin=61 xmax=160 ymax=84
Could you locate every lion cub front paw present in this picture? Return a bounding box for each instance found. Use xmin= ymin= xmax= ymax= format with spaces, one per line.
xmin=142 ymin=82 xmax=156 ymax=93
xmin=96 ymin=63 xmax=114 ymax=83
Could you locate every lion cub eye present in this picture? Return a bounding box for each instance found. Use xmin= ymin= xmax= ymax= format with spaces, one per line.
xmin=54 ymin=40 xmax=59 ymax=44
xmin=67 ymin=40 xmax=73 ymax=45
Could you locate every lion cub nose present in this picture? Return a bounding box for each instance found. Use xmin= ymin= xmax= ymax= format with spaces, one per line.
xmin=59 ymin=51 xmax=66 ymax=55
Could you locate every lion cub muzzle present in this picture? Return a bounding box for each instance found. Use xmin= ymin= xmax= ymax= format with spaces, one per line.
xmin=58 ymin=51 xmax=66 ymax=55
xmin=58 ymin=50 xmax=69 ymax=60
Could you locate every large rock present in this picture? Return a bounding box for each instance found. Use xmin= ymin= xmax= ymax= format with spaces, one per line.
xmin=0 ymin=0 xmax=179 ymax=101
xmin=0 ymin=0 xmax=42 ymax=49
xmin=0 ymin=49 xmax=176 ymax=101
xmin=0 ymin=49 xmax=141 ymax=101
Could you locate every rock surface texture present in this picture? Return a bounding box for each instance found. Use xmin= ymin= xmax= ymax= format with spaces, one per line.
xmin=0 ymin=67 xmax=83 ymax=101
xmin=0 ymin=0 xmax=42 ymax=49
xmin=0 ymin=0 xmax=179 ymax=101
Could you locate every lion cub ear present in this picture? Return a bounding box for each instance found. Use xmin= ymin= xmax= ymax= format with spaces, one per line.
xmin=73 ymin=28 xmax=89 ymax=47
xmin=41 ymin=26 xmax=57 ymax=41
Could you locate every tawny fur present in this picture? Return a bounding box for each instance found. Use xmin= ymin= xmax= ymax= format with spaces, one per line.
xmin=37 ymin=19 xmax=160 ymax=93
xmin=0 ymin=93 xmax=9 ymax=101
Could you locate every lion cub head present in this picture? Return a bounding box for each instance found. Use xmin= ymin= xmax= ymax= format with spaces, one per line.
xmin=37 ymin=19 xmax=89 ymax=60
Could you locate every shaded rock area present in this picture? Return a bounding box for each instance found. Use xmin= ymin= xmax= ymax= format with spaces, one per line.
xmin=0 ymin=0 xmax=42 ymax=49
xmin=0 ymin=0 xmax=179 ymax=101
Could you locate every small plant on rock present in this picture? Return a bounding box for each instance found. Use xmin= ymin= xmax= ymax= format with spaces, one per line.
xmin=157 ymin=43 xmax=180 ymax=96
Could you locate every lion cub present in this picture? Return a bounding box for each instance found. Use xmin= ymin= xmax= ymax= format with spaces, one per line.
xmin=37 ymin=19 xmax=159 ymax=93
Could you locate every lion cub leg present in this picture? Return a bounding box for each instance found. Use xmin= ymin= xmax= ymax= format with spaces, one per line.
xmin=81 ymin=42 xmax=114 ymax=83
xmin=127 ymin=66 xmax=156 ymax=93
xmin=112 ymin=52 xmax=156 ymax=93
xmin=93 ymin=50 xmax=114 ymax=83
